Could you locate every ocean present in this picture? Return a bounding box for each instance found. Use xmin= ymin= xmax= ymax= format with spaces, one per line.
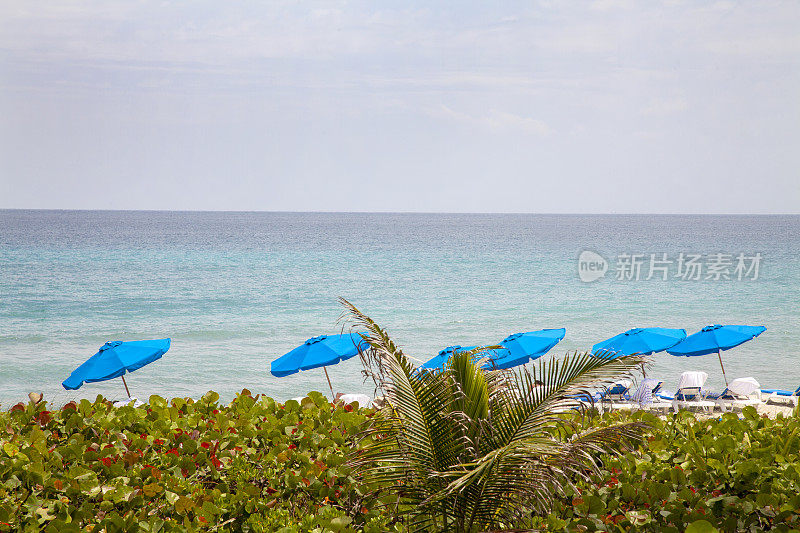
xmin=1 ymin=210 xmax=798 ymax=406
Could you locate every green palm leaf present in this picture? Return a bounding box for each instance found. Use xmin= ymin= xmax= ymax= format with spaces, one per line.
xmin=341 ymin=298 xmax=649 ymax=532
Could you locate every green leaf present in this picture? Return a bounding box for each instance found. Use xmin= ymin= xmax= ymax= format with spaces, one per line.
xmin=174 ymin=497 xmax=194 ymax=515
xmin=142 ymin=482 xmax=162 ymax=498
xmin=35 ymin=506 xmax=56 ymax=522
xmin=329 ymin=515 xmax=353 ymax=531
xmin=2 ymin=443 xmax=19 ymax=457
xmin=164 ymin=490 xmax=179 ymax=505
xmin=685 ymin=519 xmax=719 ymax=533
xmin=626 ymin=510 xmax=650 ymax=526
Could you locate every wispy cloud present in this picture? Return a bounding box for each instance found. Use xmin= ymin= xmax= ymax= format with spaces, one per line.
xmin=641 ymin=97 xmax=688 ymax=116
xmin=435 ymin=105 xmax=551 ymax=136
xmin=1 ymin=0 xmax=798 ymax=212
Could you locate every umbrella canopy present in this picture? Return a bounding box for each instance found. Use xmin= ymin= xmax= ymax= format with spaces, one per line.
xmin=592 ymin=327 xmax=686 ymax=359
xmin=666 ymin=325 xmax=766 ymax=357
xmin=667 ymin=324 xmax=766 ymax=386
xmin=489 ymin=328 xmax=566 ymax=369
xmin=271 ymin=332 xmax=369 ymax=400
xmin=62 ymin=338 xmax=171 ymax=393
xmin=270 ymin=333 xmax=369 ymax=378
xmin=419 ymin=328 xmax=566 ymax=371
xmin=419 ymin=345 xmax=483 ymax=370
xmin=270 ymin=333 xmax=367 ymax=378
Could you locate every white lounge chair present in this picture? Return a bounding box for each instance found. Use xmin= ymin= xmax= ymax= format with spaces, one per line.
xmin=336 ymin=393 xmax=372 ymax=408
xmin=671 ymin=371 xmax=716 ymax=413
xmin=630 ymin=379 xmax=672 ymax=413
xmin=712 ymin=377 xmax=762 ymax=413
xmin=113 ymin=397 xmax=145 ymax=408
xmin=762 ymin=386 xmax=800 ymax=407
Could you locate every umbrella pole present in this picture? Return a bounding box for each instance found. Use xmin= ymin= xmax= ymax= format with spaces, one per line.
xmin=717 ymin=350 xmax=729 ymax=387
xmin=323 ymin=367 xmax=335 ymax=401
xmin=121 ymin=375 xmax=131 ymax=398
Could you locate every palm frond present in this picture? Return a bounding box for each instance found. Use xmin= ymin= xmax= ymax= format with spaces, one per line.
xmin=340 ymin=299 xmax=649 ymax=532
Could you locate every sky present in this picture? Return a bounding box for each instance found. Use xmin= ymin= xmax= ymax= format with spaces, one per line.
xmin=1 ymin=0 xmax=799 ymax=213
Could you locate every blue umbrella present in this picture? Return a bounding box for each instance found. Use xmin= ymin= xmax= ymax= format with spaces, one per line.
xmin=62 ymin=338 xmax=171 ymax=397
xmin=592 ymin=327 xmax=687 ymax=359
xmin=667 ymin=324 xmax=766 ymax=386
xmin=489 ymin=328 xmax=566 ymax=369
xmin=270 ymin=333 xmax=368 ymax=398
xmin=419 ymin=345 xmax=484 ymax=370
xmin=419 ymin=328 xmax=566 ymax=371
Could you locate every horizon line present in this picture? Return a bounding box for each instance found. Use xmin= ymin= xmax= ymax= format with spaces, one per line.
xmin=1 ymin=208 xmax=798 ymax=216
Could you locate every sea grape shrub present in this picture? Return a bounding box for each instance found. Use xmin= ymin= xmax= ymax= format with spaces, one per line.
xmin=4 ymin=392 xmax=798 ymax=532
xmin=0 ymin=390 xmax=390 ymax=532
xmin=538 ymin=409 xmax=800 ymax=532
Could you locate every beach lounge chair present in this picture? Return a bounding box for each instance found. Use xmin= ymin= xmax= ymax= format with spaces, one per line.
xmin=571 ymin=391 xmax=603 ymax=412
xmin=599 ymin=380 xmax=633 ymax=411
xmin=336 ymin=393 xmax=372 ymax=408
xmin=113 ymin=397 xmax=145 ymax=408
xmin=762 ymin=385 xmax=800 ymax=407
xmin=709 ymin=377 xmax=762 ymax=413
xmin=671 ymin=371 xmax=716 ymax=413
xmin=630 ymin=378 xmax=672 ymax=413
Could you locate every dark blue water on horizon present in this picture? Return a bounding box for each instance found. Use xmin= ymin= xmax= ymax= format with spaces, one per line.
xmin=1 ymin=210 xmax=798 ymax=406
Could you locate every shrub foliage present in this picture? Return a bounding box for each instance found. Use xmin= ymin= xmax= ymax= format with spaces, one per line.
xmin=543 ymin=408 xmax=800 ymax=532
xmin=0 ymin=390 xmax=397 ymax=533
xmin=1 ymin=392 xmax=799 ymax=532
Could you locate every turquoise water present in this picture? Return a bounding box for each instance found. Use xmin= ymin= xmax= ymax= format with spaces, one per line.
xmin=1 ymin=210 xmax=798 ymax=406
